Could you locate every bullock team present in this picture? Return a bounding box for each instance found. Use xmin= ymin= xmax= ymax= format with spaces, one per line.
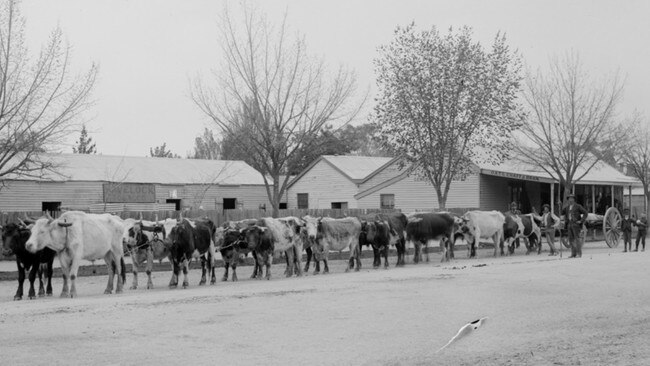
xmin=1 ymin=208 xmax=546 ymax=299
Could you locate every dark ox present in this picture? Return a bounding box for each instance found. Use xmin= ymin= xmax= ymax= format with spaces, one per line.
xmin=1 ymin=222 xmax=56 ymax=300
xmin=363 ymin=220 xmax=393 ymax=269
xmin=215 ymin=219 xmax=264 ymax=281
xmin=360 ymin=212 xmax=408 ymax=267
xmin=241 ymin=225 xmax=275 ymax=280
xmin=167 ymin=218 xmax=217 ymax=288
xmin=25 ymin=211 xmax=126 ymax=298
xmin=406 ymin=212 xmax=457 ymax=263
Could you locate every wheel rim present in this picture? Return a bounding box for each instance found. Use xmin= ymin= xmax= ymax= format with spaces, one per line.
xmin=603 ymin=207 xmax=622 ymax=248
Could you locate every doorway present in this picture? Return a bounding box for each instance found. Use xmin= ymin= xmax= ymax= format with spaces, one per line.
xmin=166 ymin=199 xmax=181 ymax=211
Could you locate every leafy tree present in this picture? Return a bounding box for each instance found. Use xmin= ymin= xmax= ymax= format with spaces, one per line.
xmin=149 ymin=143 xmax=180 ymax=158
xmin=72 ymin=124 xmax=97 ymax=154
xmin=191 ymin=5 xmax=361 ymax=217
xmin=189 ymin=128 xmax=220 ymax=160
xmin=374 ymin=24 xmax=524 ymax=208
xmin=0 ymin=0 xmax=97 ymax=183
xmin=515 ymin=53 xmax=624 ymax=201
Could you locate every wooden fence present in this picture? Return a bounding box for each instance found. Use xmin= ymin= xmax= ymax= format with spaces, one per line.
xmin=0 ymin=208 xmax=406 ymax=226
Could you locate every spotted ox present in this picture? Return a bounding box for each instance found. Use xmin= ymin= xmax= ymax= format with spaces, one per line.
xmin=459 ymin=211 xmax=511 ymax=258
xmin=304 ymin=217 xmax=362 ymax=273
xmin=167 ymin=218 xmax=217 ymax=288
xmin=25 ymin=211 xmax=126 ymax=298
xmin=243 ymin=217 xmax=304 ymax=280
xmin=122 ymin=218 xmax=170 ymax=290
xmin=2 ymin=221 xmax=56 ymax=300
xmin=301 ymin=216 xmax=326 ymax=274
xmin=507 ymin=214 xmax=541 ymax=255
xmin=214 ymin=219 xmax=264 ymax=281
xmin=406 ymin=212 xmax=457 ymax=263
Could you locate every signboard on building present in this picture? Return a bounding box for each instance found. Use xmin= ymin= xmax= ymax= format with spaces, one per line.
xmin=103 ymin=183 xmax=156 ymax=203
xmin=482 ymin=169 xmax=554 ymax=183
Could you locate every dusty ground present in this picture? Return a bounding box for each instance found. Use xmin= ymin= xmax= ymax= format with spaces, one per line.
xmin=1 ymin=242 xmax=649 ymax=366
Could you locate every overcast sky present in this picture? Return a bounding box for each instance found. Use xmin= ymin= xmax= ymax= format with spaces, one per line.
xmin=19 ymin=0 xmax=650 ymax=157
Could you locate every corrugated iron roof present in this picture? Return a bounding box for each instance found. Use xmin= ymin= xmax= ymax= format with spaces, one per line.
xmin=322 ymin=155 xmax=393 ymax=181
xmin=477 ymin=159 xmax=640 ymax=186
xmin=6 ymin=153 xmax=267 ymax=185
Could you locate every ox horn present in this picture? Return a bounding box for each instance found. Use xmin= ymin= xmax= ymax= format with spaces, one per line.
xmin=138 ymin=211 xmax=143 ymax=220
xmin=17 ymin=218 xmax=27 ymax=227
xmin=57 ymin=219 xmax=73 ymax=228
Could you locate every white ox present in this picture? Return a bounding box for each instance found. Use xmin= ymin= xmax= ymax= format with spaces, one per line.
xmin=26 ymin=211 xmax=125 ymax=298
xmin=459 ymin=211 xmax=523 ymax=258
xmin=261 ymin=217 xmax=304 ymax=277
xmin=304 ymin=216 xmax=362 ymax=272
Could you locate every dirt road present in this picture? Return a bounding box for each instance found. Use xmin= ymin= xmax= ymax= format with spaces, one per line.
xmin=1 ymin=243 xmax=649 ymax=365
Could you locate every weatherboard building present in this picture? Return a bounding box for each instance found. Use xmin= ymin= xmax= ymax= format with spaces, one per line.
xmin=287 ymin=155 xmax=640 ymax=215
xmin=0 ymin=153 xmax=272 ymax=213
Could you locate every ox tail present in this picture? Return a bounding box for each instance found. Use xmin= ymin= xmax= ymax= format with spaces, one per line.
xmin=121 ymin=257 xmax=127 ymax=285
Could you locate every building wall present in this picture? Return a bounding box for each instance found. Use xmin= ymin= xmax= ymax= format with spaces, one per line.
xmin=479 ymin=174 xmax=511 ymax=211
xmin=287 ymin=160 xmax=359 ymax=209
xmin=0 ymin=180 xmax=104 ymax=211
xmin=0 ymin=180 xmax=271 ymax=212
xmin=357 ymin=173 xmax=480 ymax=212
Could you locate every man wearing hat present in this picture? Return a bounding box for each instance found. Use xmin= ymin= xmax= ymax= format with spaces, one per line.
xmin=533 ymin=204 xmax=561 ymax=255
xmin=561 ymin=194 xmax=589 ymax=258
xmin=621 ymin=208 xmax=635 ymax=252
xmin=634 ymin=213 xmax=647 ymax=251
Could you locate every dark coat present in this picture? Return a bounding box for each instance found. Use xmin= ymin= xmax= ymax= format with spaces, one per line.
xmin=562 ymin=203 xmax=589 ymax=227
xmin=621 ymin=217 xmax=635 ymax=233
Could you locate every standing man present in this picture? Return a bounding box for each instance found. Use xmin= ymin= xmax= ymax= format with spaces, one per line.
xmin=634 ymin=213 xmax=647 ymax=252
xmin=561 ymin=194 xmax=589 ymax=258
xmin=621 ymin=208 xmax=635 ymax=252
xmin=533 ymin=204 xmax=560 ymax=256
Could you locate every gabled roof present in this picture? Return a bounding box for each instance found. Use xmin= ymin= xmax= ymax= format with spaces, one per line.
xmin=5 ymin=153 xmax=267 ymax=185
xmin=288 ymin=155 xmax=393 ymax=187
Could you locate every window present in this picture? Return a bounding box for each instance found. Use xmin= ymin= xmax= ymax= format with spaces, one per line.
xmin=279 ymin=202 xmax=287 ymax=209
xmin=331 ymin=202 xmax=348 ymax=209
xmin=380 ymin=194 xmax=395 ymax=209
xmin=42 ymin=202 xmax=61 ymax=214
xmin=223 ymin=198 xmax=237 ymax=211
xmin=166 ymin=199 xmax=181 ymax=211
xmin=297 ymin=193 xmax=308 ymax=209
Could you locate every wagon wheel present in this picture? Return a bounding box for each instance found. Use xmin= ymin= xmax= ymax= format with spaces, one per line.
xmin=603 ymin=207 xmax=622 ymax=248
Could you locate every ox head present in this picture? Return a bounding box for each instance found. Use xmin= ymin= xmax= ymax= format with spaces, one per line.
xmin=168 ymin=220 xmax=193 ymax=250
xmin=302 ymin=216 xmax=320 ymax=240
xmin=1 ymin=222 xmax=28 ymax=257
xmin=242 ymin=225 xmax=266 ymax=250
xmin=25 ymin=217 xmax=72 ymax=253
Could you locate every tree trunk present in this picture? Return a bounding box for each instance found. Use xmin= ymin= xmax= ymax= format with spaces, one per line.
xmin=271 ymin=181 xmax=280 ymax=218
xmin=435 ymin=187 xmax=447 ymax=210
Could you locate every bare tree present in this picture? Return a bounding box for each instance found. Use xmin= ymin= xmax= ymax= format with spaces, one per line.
xmin=186 ymin=162 xmax=237 ymax=210
xmin=374 ymin=24 xmax=524 ymax=208
xmin=515 ymin=52 xmax=624 ymax=201
xmin=623 ymin=116 xmax=649 ymax=215
xmin=0 ymin=0 xmax=97 ymax=183
xmin=191 ymin=4 xmax=362 ymax=217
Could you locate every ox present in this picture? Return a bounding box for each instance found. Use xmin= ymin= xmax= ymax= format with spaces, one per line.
xmin=215 ymin=219 xmax=264 ymax=281
xmin=167 ymin=218 xmax=217 ymax=288
xmin=459 ymin=211 xmax=524 ymax=258
xmin=301 ymin=216 xmax=326 ymax=274
xmin=506 ymin=214 xmax=541 ymax=255
xmin=304 ymin=217 xmax=362 ymax=273
xmin=2 ymin=221 xmax=56 ymax=300
xmin=406 ymin=212 xmax=457 ymax=263
xmin=25 ymin=211 xmax=126 ymax=298
xmin=243 ymin=217 xmax=304 ymax=280
xmin=360 ymin=212 xmax=408 ymax=267
xmin=122 ymin=218 xmax=171 ymax=289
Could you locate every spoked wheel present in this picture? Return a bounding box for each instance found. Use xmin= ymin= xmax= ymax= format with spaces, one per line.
xmin=603 ymin=207 xmax=622 ymax=248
